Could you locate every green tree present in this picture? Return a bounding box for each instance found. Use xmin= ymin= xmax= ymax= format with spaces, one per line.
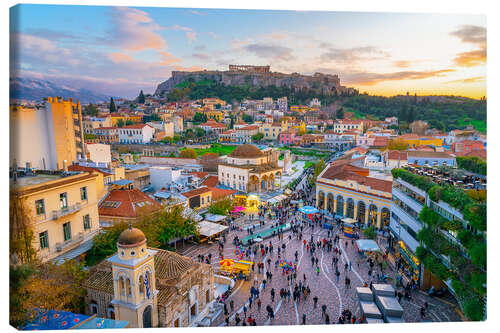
xmin=109 ymin=97 xmax=117 ymax=113
xmin=137 ymin=90 xmax=145 ymax=104
xmin=242 ymin=114 xmax=254 ymax=124
xmin=125 ymin=119 xmax=134 ymax=126
xmin=208 ymin=198 xmax=234 ymax=215
xmin=252 ymin=132 xmax=264 ymax=142
xmin=194 ymin=127 xmax=206 ymax=138
xmin=116 ymin=118 xmax=125 ymax=128
xmin=83 ymin=103 xmax=99 ymax=116
xmin=10 ymin=190 xmax=37 ymax=265
xmin=193 ymin=112 xmax=207 ymax=123
xmin=336 ymin=107 xmax=344 ymax=119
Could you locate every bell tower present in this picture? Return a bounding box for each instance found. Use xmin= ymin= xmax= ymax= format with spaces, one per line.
xmin=108 ymin=226 xmax=159 ymax=328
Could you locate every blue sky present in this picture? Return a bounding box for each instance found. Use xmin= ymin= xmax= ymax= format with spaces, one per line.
xmin=10 ymin=4 xmax=486 ymax=98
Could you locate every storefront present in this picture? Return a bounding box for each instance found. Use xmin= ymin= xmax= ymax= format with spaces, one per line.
xmin=398 ymin=240 xmax=421 ymax=284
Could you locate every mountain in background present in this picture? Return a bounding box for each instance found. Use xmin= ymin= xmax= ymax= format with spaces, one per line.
xmin=10 ymin=77 xmax=115 ymax=104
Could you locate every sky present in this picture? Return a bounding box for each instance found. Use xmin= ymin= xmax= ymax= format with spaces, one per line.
xmin=9 ymin=4 xmax=486 ymax=99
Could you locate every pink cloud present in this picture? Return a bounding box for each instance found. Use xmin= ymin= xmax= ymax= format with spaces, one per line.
xmin=110 ymin=7 xmax=166 ymax=51
xmin=107 ymin=52 xmax=133 ymax=63
xmin=158 ymin=51 xmax=181 ymax=66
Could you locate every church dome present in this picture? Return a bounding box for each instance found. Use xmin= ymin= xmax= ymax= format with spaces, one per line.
xmin=228 ymin=144 xmax=265 ymax=158
xmin=117 ymin=226 xmax=146 ymax=248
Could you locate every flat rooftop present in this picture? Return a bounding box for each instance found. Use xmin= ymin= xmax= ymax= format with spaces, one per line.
xmin=12 ymin=174 xmax=63 ymax=188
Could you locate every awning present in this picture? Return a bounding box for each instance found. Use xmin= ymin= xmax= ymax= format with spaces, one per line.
xmin=183 ymin=208 xmax=203 ymax=222
xmin=342 ymin=217 xmax=357 ymax=226
xmin=231 ymin=206 xmax=246 ymax=213
xmin=197 ymin=221 xmax=229 ymax=237
xmin=298 ymin=206 xmax=319 ymax=214
xmin=355 ymin=239 xmax=381 ymax=252
xmin=204 ymin=213 xmax=227 ymax=223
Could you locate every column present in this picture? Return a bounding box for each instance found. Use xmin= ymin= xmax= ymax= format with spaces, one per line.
xmin=353 ymin=203 xmax=358 ymax=221
xmin=315 ymin=192 xmax=320 ymax=209
xmin=377 ymin=212 xmax=382 ymax=229
xmin=365 ymin=209 xmax=370 ymax=225
xmin=323 ymin=195 xmax=327 ymax=211
xmin=343 ymin=200 xmax=347 ymax=217
xmin=333 ymin=198 xmax=337 ymax=214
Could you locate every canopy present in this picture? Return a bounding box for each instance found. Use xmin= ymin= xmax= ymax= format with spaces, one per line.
xmin=298 ymin=206 xmax=319 ymax=214
xmin=342 ymin=217 xmax=357 ymax=226
xmin=231 ymin=206 xmax=246 ymax=213
xmin=204 ymin=213 xmax=227 ymax=223
xmin=356 ymin=239 xmax=381 ymax=252
xmin=197 ymin=221 xmax=229 ymax=237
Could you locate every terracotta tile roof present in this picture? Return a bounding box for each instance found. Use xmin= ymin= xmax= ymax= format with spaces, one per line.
xmin=209 ymin=187 xmax=236 ymax=201
xmin=68 ymin=164 xmax=112 ymax=177
xmin=386 ymin=150 xmax=408 ymax=161
xmin=320 ymin=159 xmax=392 ymax=193
xmin=201 ymin=175 xmax=218 ymax=187
xmin=84 ymin=247 xmax=204 ymax=305
xmin=228 ymin=144 xmax=264 ymax=158
xmin=190 ymin=171 xmax=209 ymax=179
xmin=239 ymin=125 xmax=259 ymax=131
xmin=120 ymin=124 xmax=150 ymax=129
xmin=456 ymin=149 xmax=486 ymax=160
xmin=182 ymin=186 xmax=211 ymax=198
xmin=98 ymin=189 xmax=161 ymax=218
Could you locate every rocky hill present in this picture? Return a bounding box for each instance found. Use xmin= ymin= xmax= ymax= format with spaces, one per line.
xmin=154 ymin=68 xmax=357 ymax=97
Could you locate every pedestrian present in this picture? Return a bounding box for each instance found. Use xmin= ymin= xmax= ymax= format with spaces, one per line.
xmin=325 ymin=313 xmax=330 ymax=324
xmin=317 ymin=266 xmax=320 ymax=275
xmin=235 ymin=313 xmax=241 ymax=326
xmin=313 ymin=296 xmax=318 ymax=308
xmin=420 ymin=306 xmax=426 ymax=319
xmin=243 ymin=305 xmax=247 ymax=317
xmin=321 ymin=304 xmax=327 ymax=318
xmin=257 ymin=298 xmax=262 ymax=311
xmin=302 ymin=314 xmax=307 ymax=325
xmin=271 ymin=288 xmax=275 ymax=302
xmin=229 ymin=299 xmax=234 ymax=312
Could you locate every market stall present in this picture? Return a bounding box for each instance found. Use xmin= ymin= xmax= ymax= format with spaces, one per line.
xmin=197 ymin=221 xmax=229 ymax=243
xmin=298 ymin=205 xmax=319 ymax=222
xmin=355 ymin=239 xmax=381 ymax=252
xmin=342 ymin=218 xmax=357 ymax=238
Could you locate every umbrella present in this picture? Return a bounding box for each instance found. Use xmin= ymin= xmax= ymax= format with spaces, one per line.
xmin=220 ymin=259 xmax=234 ymax=267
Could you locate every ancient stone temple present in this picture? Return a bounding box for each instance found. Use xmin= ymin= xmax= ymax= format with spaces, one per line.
xmin=83 ymin=226 xmax=214 ymax=327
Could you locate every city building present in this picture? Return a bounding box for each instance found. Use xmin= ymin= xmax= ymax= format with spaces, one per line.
xmin=93 ymin=127 xmax=119 ymax=144
xmin=333 ymin=119 xmax=364 ymax=133
xmin=10 ymin=97 xmax=85 ymax=170
xmin=98 ymin=182 xmax=162 ymax=227
xmin=235 ymin=125 xmax=259 ymax=143
xmin=182 ymin=187 xmax=213 ymax=209
xmin=83 ymin=116 xmax=113 ymax=134
xmin=316 ymin=158 xmax=392 ymax=228
xmin=118 ymin=124 xmax=155 ymax=144
xmin=84 ymin=227 xmax=214 ymax=327
xmin=11 ymin=171 xmax=100 ymax=263
xmin=86 ymin=143 xmax=112 ymax=165
xmin=218 ymin=144 xmax=282 ymax=193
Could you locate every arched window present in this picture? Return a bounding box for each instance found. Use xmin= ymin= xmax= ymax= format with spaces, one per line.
xmin=126 ymin=278 xmax=132 ymax=297
xmin=119 ymin=277 xmax=125 ymax=296
xmin=107 ymin=305 xmax=115 ymax=319
xmin=139 ymin=275 xmax=145 ymax=295
xmin=90 ymin=301 xmax=98 ymax=315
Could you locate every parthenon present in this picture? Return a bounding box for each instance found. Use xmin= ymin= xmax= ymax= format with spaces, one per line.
xmin=228 ymin=64 xmax=270 ymax=73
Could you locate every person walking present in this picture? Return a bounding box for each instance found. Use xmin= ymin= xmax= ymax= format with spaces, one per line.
xmin=313 ymin=296 xmax=318 ymax=308
xmin=270 ymin=288 xmax=275 ymax=302
xmin=325 ymin=313 xmax=330 ymax=324
xmin=321 ymin=304 xmax=327 ymax=318
xmin=316 ymin=266 xmax=320 ymax=276
xmin=230 ymin=299 xmax=234 ymax=312
xmin=235 ymin=313 xmax=241 ymax=326
xmin=302 ymin=314 xmax=307 ymax=325
xmin=257 ymin=298 xmax=262 ymax=311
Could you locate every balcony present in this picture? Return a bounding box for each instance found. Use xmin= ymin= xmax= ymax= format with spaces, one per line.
xmin=52 ymin=202 xmax=81 ymax=220
xmin=38 ymin=228 xmax=99 ymax=263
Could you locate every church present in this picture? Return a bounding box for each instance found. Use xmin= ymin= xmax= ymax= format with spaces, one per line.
xmin=83 ymin=226 xmax=215 ymax=328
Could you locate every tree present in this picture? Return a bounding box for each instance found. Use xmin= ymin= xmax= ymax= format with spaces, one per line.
xmin=180 ymin=148 xmax=197 ymax=159
xmin=208 ymin=198 xmax=234 ymax=215
xmin=252 ymin=132 xmax=264 ymax=142
xmin=194 ymin=127 xmax=206 ymax=138
xmin=193 ymin=112 xmax=207 ymax=123
xmin=229 ymin=115 xmax=235 ymax=129
xmin=116 ymin=118 xmax=125 ymax=128
xmin=10 ymin=191 xmax=37 ymax=265
xmin=313 ymin=159 xmax=326 ymax=179
xmin=137 ymin=90 xmax=145 ymax=104
xmin=386 ymin=139 xmax=408 ymax=151
xmin=109 ymin=97 xmax=117 ymax=113
xmin=336 ymin=107 xmax=344 ymax=119
xmin=242 ymin=114 xmax=254 ymax=124
xmin=83 ymin=104 xmax=99 ymax=116
xmin=10 ymin=261 xmax=88 ymax=328
xmin=125 ymin=119 xmax=134 ymax=126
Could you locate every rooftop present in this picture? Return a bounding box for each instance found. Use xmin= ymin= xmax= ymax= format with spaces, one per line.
xmin=228 ymin=144 xmax=265 ymax=158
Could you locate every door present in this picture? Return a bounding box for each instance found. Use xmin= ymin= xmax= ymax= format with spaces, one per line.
xmin=143 ymin=305 xmax=152 ymax=328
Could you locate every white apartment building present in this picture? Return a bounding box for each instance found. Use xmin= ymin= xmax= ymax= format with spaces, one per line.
xmin=118 ymin=124 xmax=155 ymax=144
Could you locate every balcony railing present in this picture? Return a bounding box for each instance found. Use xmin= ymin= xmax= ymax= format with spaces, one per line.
xmin=52 ymin=202 xmax=81 ymax=220
xmin=55 ymin=228 xmax=99 ymax=252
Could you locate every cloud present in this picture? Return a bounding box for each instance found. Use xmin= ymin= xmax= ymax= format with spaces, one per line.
xmin=453 ymin=48 xmax=486 ymax=67
xmin=189 ymin=10 xmax=207 ymax=16
xmin=450 ymin=25 xmax=486 ymax=67
xmin=261 ymin=31 xmax=289 ymax=41
xmin=192 ymin=53 xmax=211 ymax=60
xmin=170 ymin=25 xmax=197 ymax=42
xmin=320 ymin=46 xmax=390 ymax=64
xmin=109 ymin=7 xmax=166 ymax=51
xmin=339 ymin=68 xmax=456 ymax=86
xmin=208 ymin=32 xmax=219 ymax=39
xmin=445 ymin=76 xmax=485 ymax=84
xmin=244 ymin=43 xmax=294 ymax=61
xmin=393 ymin=60 xmax=411 ymax=68
xmin=158 ymin=51 xmax=181 ymax=66
xmin=231 ymin=39 xmax=251 ymax=49
xmin=450 ymin=25 xmax=486 ymax=46
xmin=107 ymin=52 xmax=133 ymax=63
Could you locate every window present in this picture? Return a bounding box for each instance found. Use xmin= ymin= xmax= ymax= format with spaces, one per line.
xmin=201 ymin=197 xmax=205 ymax=205
xmin=207 ymin=196 xmax=210 ymax=203
xmin=35 ymin=199 xmax=45 ymax=216
xmin=63 ymin=222 xmax=71 ymax=241
xmin=83 ymin=214 xmax=91 ymax=230
xmin=59 ymin=193 xmax=68 ymax=210
xmin=90 ymin=301 xmax=98 ymax=315
xmin=39 ymin=231 xmax=49 ymax=249
xmin=80 ymin=187 xmax=88 ymax=201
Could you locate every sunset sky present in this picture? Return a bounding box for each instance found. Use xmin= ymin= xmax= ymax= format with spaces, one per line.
xmin=10 ymin=5 xmax=486 ymax=99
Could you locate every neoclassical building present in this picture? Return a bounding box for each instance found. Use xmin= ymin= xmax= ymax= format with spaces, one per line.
xmin=218 ymin=144 xmax=282 ymax=193
xmin=316 ymin=158 xmax=392 ymax=228
xmin=84 ymin=227 xmax=214 ymax=328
